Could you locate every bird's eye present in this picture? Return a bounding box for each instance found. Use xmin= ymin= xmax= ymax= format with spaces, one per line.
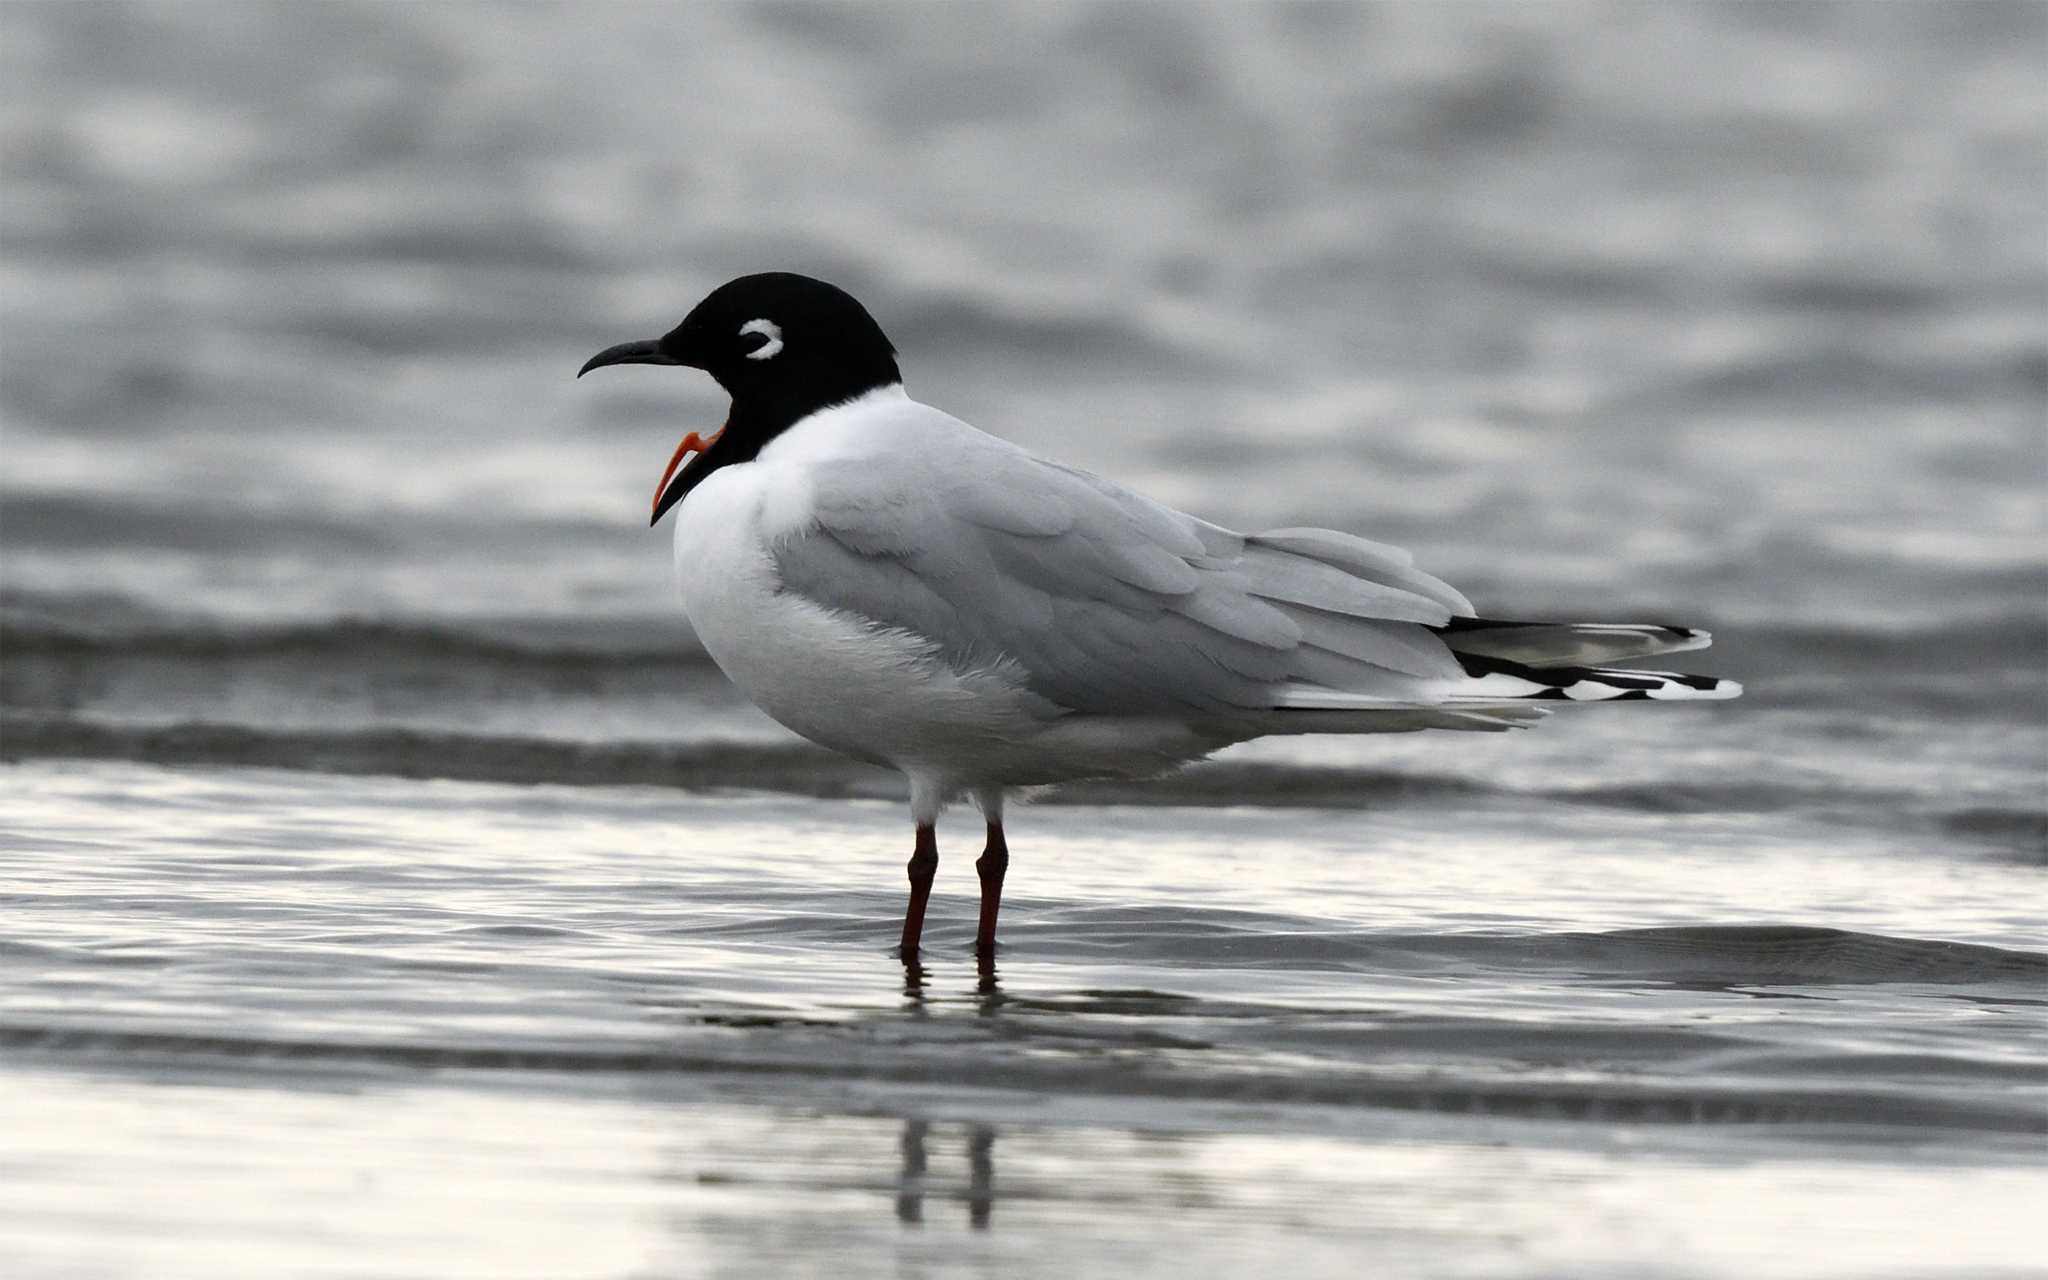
xmin=738 ymin=319 xmax=783 ymax=361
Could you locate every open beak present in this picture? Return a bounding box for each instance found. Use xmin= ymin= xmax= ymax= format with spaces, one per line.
xmin=578 ymin=335 xmax=716 ymax=525
xmin=650 ymin=427 xmax=723 ymax=525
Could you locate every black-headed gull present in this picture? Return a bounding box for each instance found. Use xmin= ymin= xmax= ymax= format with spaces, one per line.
xmin=580 ymin=273 xmax=1738 ymax=964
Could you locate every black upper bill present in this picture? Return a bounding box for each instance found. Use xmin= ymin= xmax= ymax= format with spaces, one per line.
xmin=577 ymin=339 xmax=682 ymax=378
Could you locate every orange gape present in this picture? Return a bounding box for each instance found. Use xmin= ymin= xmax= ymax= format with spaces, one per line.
xmin=652 ymin=427 xmax=724 ymax=518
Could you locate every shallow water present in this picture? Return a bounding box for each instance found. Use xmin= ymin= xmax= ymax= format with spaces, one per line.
xmin=1 ymin=762 xmax=2044 ymax=1277
xmin=3 ymin=2 xmax=2046 ymax=1276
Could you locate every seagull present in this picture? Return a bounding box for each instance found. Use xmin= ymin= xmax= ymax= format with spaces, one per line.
xmin=579 ymin=272 xmax=1738 ymax=965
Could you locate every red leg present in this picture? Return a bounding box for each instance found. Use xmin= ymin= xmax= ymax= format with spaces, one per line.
xmin=900 ymin=823 xmax=938 ymax=960
xmin=974 ymin=820 xmax=1008 ymax=960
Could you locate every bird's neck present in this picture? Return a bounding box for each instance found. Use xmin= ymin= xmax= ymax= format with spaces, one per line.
xmin=668 ymin=379 xmax=907 ymax=510
xmin=723 ymin=373 xmax=898 ymax=461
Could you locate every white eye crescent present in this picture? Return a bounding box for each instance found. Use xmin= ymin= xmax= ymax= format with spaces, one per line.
xmin=739 ymin=318 xmax=783 ymax=361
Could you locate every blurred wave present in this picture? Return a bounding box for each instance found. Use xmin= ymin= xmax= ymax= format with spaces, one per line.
xmin=10 ymin=1022 xmax=2037 ymax=1135
xmin=3 ymin=1 xmax=2043 ymax=633
xmin=5 ymin=712 xmax=2038 ymax=853
xmin=5 ymin=918 xmax=2041 ymax=1137
xmin=3 ymin=580 xmax=2043 ymax=870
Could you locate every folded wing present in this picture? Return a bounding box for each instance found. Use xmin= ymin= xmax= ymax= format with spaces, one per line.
xmin=769 ymin=403 xmax=1736 ymax=732
xmin=770 ymin=412 xmax=1471 ymax=726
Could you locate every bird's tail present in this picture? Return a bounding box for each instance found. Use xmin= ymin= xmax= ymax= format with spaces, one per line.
xmin=1264 ymin=615 xmax=1739 ymax=733
xmin=1432 ymin=617 xmax=1712 ymax=666
xmin=1425 ymin=614 xmax=1744 ymax=704
xmin=1432 ymin=616 xmax=1739 ymax=702
xmin=1436 ymin=651 xmax=1742 ymax=704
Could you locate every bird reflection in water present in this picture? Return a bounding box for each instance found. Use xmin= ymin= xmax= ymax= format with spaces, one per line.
xmin=894 ymin=960 xmax=1002 ymax=1228
xmin=896 ymin=1118 xmax=997 ymax=1230
xmin=976 ymin=959 xmax=1007 ymax=1018
xmin=901 ymin=960 xmax=929 ymax=1012
xmin=899 ymin=950 xmax=1008 ymax=1017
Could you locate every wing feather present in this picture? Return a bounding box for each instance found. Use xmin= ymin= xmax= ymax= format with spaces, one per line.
xmin=1252 ymin=528 xmax=1474 ymax=615
xmin=1236 ymin=545 xmax=1454 ymax=624
xmin=1283 ymin=603 xmax=1468 ymax=679
xmin=769 ymin=405 xmax=1469 ymax=720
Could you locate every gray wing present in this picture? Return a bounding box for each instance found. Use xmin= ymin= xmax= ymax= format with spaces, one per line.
xmin=772 ymin=427 xmax=1474 ymax=722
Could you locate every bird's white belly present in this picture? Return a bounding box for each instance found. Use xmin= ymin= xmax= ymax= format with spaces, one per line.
xmin=673 ymin=462 xmax=1035 ymax=774
xmin=670 ymin=460 xmax=1219 ymax=788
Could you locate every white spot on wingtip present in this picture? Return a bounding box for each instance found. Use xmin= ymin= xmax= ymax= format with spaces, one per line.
xmin=740 ymin=318 xmax=783 ymax=360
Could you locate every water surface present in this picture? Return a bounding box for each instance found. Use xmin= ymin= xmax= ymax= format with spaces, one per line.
xmin=2 ymin=3 xmax=2045 ymax=1276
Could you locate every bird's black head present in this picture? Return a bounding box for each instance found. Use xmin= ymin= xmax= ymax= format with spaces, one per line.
xmin=579 ymin=272 xmax=902 ymax=524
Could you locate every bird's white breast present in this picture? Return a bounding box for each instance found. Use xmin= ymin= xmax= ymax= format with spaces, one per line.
xmin=668 ymin=387 xmax=1220 ymax=790
xmin=672 ymin=389 xmax=1035 ymax=772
